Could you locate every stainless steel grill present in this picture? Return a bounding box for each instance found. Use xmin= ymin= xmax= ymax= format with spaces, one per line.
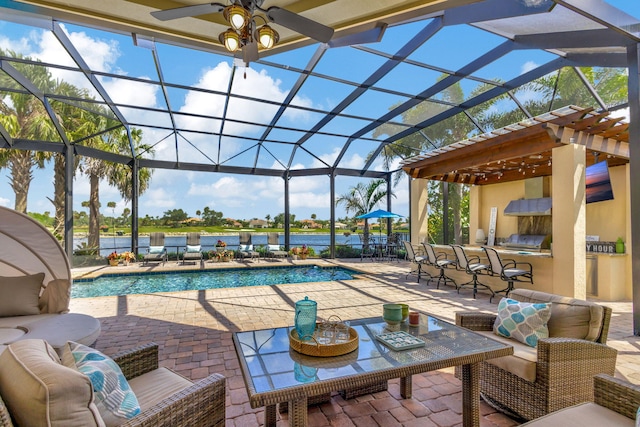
xmin=499 ymin=234 xmax=550 ymax=252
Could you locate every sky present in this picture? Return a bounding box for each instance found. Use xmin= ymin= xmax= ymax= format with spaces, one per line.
xmin=0 ymin=0 xmax=638 ymax=222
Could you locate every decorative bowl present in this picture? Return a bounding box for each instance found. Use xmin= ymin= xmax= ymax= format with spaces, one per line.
xmin=383 ymin=303 xmax=403 ymax=325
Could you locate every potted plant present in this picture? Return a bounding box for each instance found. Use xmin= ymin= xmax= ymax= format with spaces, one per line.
xmin=299 ymin=245 xmax=309 ymax=260
xmin=290 ymin=247 xmax=300 ymax=260
xmin=107 ymin=251 xmax=119 ymax=266
xmin=120 ymin=251 xmax=136 ymax=265
xmin=616 ymin=237 xmax=625 ymax=254
xmin=215 ymin=240 xmax=227 ymax=252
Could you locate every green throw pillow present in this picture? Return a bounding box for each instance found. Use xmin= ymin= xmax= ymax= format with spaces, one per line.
xmin=149 ymin=245 xmax=164 ymax=254
xmin=493 ymin=298 xmax=551 ymax=347
xmin=186 ymin=245 xmax=201 ymax=253
xmin=62 ymin=341 xmax=141 ymax=427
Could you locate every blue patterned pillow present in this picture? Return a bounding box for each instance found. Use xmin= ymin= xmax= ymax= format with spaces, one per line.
xmin=63 ymin=341 xmax=141 ymax=427
xmin=493 ymin=298 xmax=551 ymax=347
xmin=149 ymin=245 xmax=164 ymax=254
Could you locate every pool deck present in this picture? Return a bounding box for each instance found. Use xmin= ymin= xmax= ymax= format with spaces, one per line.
xmin=70 ymin=258 xmax=640 ymax=427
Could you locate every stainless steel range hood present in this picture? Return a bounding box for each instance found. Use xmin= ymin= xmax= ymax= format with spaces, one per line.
xmin=504 ymin=197 xmax=552 ymax=216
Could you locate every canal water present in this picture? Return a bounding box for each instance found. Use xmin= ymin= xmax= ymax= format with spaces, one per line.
xmin=74 ymin=232 xmax=402 ymax=257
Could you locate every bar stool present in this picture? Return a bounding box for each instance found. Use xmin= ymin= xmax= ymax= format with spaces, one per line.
xmin=402 ymin=241 xmax=430 ymax=282
xmin=450 ymin=245 xmax=494 ymax=300
xmin=422 ymin=243 xmax=457 ymax=289
xmin=483 ymin=246 xmax=533 ymax=302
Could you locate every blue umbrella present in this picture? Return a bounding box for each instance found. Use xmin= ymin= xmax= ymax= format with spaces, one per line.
xmin=356 ymin=209 xmax=402 ymax=219
xmin=356 ymin=209 xmax=403 ymax=241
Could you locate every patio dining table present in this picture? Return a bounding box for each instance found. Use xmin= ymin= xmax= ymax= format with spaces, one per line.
xmin=232 ymin=313 xmax=513 ymax=427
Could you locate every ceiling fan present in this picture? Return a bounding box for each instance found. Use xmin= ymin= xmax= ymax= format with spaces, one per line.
xmin=151 ymin=0 xmax=334 ymax=64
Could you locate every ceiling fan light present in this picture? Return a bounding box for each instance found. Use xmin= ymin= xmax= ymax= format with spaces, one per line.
xmin=219 ymin=29 xmax=240 ymax=52
xmin=256 ymin=24 xmax=279 ymax=49
xmin=224 ymin=4 xmax=250 ymax=31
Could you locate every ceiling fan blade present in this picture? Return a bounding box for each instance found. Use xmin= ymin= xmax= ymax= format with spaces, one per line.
xmin=151 ymin=3 xmax=225 ymax=21
xmin=266 ymin=6 xmax=334 ymax=43
xmin=328 ymin=24 xmax=387 ymax=48
xmin=243 ymin=41 xmax=259 ymax=63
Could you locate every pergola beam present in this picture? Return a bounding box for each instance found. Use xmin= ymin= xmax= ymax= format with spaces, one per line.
xmin=545 ymin=123 xmax=630 ymax=159
xmin=405 ymin=130 xmax=561 ymax=179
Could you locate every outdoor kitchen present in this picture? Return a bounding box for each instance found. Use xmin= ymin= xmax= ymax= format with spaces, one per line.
xmin=403 ymin=106 xmax=632 ymax=301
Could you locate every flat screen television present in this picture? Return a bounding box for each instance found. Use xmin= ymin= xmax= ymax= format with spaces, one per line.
xmin=585 ymin=160 xmax=614 ymax=204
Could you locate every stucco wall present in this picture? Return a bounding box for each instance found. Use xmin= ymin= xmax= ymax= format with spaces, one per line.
xmin=474 ymin=180 xmax=523 ymax=242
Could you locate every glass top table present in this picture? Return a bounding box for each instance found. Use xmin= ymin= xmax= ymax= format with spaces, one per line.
xmin=232 ymin=313 xmax=513 ymax=427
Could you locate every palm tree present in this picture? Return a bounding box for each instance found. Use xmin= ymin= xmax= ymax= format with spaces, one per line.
xmin=336 ymin=179 xmax=390 ymax=250
xmin=372 ymin=79 xmax=479 ymax=244
xmin=79 ymin=125 xmax=152 ymax=251
xmin=0 ymin=49 xmax=59 ymax=213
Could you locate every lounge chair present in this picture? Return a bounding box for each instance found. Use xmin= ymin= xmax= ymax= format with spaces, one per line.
xmin=143 ymin=232 xmax=167 ymax=265
xmin=238 ymin=232 xmax=260 ymax=261
xmin=267 ymin=233 xmax=288 ymax=259
xmin=181 ymin=232 xmax=203 ymax=266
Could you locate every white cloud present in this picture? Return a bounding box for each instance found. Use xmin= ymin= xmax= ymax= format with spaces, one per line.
xmin=0 ymin=33 xmax=31 ymax=53
xmin=141 ymin=187 xmax=176 ymax=210
xmin=310 ymin=147 xmax=365 ymax=169
xmin=521 ymin=60 xmax=538 ymax=75
xmin=0 ymin=197 xmax=10 ymax=208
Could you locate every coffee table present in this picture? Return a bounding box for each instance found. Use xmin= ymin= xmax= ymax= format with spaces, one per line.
xmin=232 ymin=313 xmax=513 ymax=427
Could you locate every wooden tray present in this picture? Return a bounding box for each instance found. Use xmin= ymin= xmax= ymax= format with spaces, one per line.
xmin=289 ymin=326 xmax=359 ymax=357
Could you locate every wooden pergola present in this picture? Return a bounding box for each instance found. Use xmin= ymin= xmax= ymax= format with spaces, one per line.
xmin=401 ymin=105 xmax=629 ymax=184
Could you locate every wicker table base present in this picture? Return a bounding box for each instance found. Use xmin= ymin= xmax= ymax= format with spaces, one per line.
xmin=233 ymin=315 xmax=513 ymax=427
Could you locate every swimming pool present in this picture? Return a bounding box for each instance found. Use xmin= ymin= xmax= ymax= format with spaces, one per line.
xmin=72 ymin=265 xmax=357 ymax=298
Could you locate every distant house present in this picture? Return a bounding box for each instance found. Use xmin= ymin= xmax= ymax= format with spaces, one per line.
xmin=334 ymin=222 xmax=347 ymax=229
xmin=182 ymin=217 xmax=203 ymax=225
xmin=224 ymin=218 xmax=242 ymax=228
xmin=300 ymin=219 xmax=322 ymax=229
xmin=249 ymin=219 xmax=268 ymax=228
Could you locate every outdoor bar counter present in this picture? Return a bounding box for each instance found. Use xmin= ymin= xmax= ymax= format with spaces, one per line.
xmin=430 ymin=245 xmax=553 ymax=296
xmin=428 ymin=245 xmax=628 ymax=301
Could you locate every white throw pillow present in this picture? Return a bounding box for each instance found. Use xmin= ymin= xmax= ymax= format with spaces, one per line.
xmin=62 ymin=341 xmax=141 ymax=427
xmin=186 ymin=245 xmax=201 ymax=253
xmin=268 ymin=244 xmax=280 ymax=251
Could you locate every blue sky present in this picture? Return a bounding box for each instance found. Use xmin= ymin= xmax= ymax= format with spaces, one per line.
xmin=0 ymin=0 xmax=638 ymax=222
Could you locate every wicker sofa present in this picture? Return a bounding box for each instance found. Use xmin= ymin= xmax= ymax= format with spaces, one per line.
xmin=0 ymin=340 xmax=226 ymax=427
xmin=519 ymin=374 xmax=640 ymax=426
xmin=456 ymin=289 xmax=618 ymax=421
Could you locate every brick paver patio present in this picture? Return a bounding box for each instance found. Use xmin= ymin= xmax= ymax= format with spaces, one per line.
xmin=70 ymin=258 xmax=640 ymax=427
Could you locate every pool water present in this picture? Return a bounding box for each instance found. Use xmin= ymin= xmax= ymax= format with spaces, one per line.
xmin=72 ymin=265 xmax=357 ymax=298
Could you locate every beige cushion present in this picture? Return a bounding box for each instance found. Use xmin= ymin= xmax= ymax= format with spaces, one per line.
xmin=127 ymin=367 xmax=193 ymax=410
xmin=476 ymin=330 xmax=538 ymax=382
xmin=39 ymin=279 xmax=71 ymax=314
xmin=0 ymin=339 xmax=104 ymax=427
xmin=0 ymin=273 xmax=45 ymax=316
xmin=24 ymin=313 xmax=102 ymax=351
xmin=520 ymin=402 xmax=633 ymax=426
xmin=509 ymin=289 xmax=604 ymax=341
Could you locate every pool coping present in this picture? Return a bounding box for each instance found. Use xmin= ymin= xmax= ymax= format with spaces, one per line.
xmin=72 ymin=258 xmax=370 ymax=280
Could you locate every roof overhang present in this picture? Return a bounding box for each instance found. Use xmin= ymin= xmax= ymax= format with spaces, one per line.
xmin=8 ymin=0 xmax=481 ymax=57
xmin=401 ymin=105 xmax=630 ymax=185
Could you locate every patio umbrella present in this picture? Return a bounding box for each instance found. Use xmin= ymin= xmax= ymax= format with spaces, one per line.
xmin=356 ymin=209 xmax=403 ymax=240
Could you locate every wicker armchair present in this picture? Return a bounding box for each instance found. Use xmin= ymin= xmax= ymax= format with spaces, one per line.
xmin=0 ymin=342 xmax=226 ymax=427
xmin=520 ymin=374 xmax=640 ymax=426
xmin=456 ymin=289 xmax=617 ymax=421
